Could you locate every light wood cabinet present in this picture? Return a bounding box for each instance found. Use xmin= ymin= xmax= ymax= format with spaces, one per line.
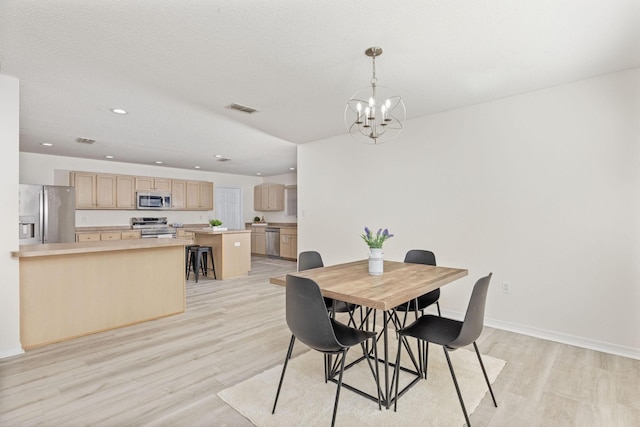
xmin=186 ymin=180 xmax=214 ymax=210
xmin=77 ymin=230 xmax=141 ymax=242
xmin=70 ymin=172 xmax=120 ymax=209
xmin=121 ymin=231 xmax=142 ymax=240
xmin=70 ymin=172 xmax=97 ymax=208
xmin=100 ymin=232 xmax=121 ymax=241
xmin=76 ymin=232 xmax=101 ymax=242
xmin=254 ymin=184 xmax=285 ymax=211
xmin=135 ymin=177 xmax=172 ymax=192
xmin=96 ymin=175 xmax=117 ymax=208
xmin=71 ymin=171 xmax=212 ymax=211
xmin=176 ymin=229 xmax=194 ymax=239
xmin=116 ymin=176 xmax=136 ymax=209
xmin=280 ymin=228 xmax=298 ymax=260
xmin=251 ymin=226 xmax=266 ymax=255
xmin=171 ymin=180 xmax=186 ymax=209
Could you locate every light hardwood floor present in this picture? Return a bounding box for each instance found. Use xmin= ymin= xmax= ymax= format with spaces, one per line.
xmin=1 ymin=257 xmax=638 ymax=426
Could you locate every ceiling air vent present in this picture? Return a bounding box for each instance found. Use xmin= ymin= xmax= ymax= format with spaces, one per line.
xmin=217 ymin=157 xmax=232 ymax=162
xmin=76 ymin=137 xmax=96 ymax=144
xmin=225 ymin=103 xmax=259 ymax=114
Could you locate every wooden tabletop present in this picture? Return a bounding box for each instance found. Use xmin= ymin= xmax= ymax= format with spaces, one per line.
xmin=269 ymin=260 xmax=468 ymax=311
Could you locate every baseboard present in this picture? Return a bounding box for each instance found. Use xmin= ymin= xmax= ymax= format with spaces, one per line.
xmin=440 ymin=308 xmax=640 ymax=361
xmin=0 ymin=346 xmax=25 ymax=359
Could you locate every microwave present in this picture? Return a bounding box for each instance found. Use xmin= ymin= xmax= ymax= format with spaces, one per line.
xmin=136 ymin=192 xmax=172 ymax=210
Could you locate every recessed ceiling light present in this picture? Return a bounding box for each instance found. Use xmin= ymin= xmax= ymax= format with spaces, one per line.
xmin=256 ymin=172 xmax=262 ymax=176
xmin=105 ymin=155 xmax=114 ymax=159
xmin=155 ymin=161 xmax=163 ymax=164
xmin=194 ymin=166 xmax=201 ymax=169
xmin=40 ymin=142 xmax=53 ymax=147
xmin=111 ymin=108 xmax=128 ymax=115
xmin=214 ymin=154 xmax=223 ymax=158
xmin=289 ymin=167 xmax=295 ymax=171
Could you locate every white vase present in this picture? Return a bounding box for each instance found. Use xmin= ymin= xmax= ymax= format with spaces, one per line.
xmin=368 ymin=248 xmax=384 ymax=275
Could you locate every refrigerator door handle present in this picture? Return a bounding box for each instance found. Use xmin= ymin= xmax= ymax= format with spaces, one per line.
xmin=42 ymin=188 xmax=48 ymax=243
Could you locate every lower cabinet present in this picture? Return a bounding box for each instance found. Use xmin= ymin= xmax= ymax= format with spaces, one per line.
xmin=280 ymin=228 xmax=298 ymax=260
xmin=176 ymin=229 xmax=194 ymax=239
xmin=76 ymin=230 xmax=141 ymax=242
xmin=251 ymin=227 xmax=266 ymax=255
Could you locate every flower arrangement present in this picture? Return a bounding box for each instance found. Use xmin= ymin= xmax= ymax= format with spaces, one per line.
xmin=209 ymin=219 xmax=223 ymax=227
xmin=361 ymin=226 xmax=394 ymax=249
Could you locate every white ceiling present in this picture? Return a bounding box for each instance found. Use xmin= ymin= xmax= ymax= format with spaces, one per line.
xmin=1 ymin=1 xmax=639 ymax=176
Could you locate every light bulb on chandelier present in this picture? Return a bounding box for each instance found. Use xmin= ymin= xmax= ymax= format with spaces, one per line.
xmin=345 ymin=47 xmax=405 ymax=144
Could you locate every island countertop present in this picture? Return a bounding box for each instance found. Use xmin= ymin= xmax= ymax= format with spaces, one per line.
xmin=184 ymin=228 xmax=252 ymax=235
xmin=12 ymin=238 xmax=194 ymax=258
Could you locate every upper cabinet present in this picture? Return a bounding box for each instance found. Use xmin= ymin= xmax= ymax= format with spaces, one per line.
xmin=254 ymin=184 xmax=285 ymax=211
xmin=116 ymin=176 xmax=136 ymax=209
xmin=171 ymin=180 xmax=187 ymax=209
xmin=70 ymin=171 xmax=213 ymax=211
xmin=186 ymin=180 xmax=214 ymax=210
xmin=135 ymin=177 xmax=171 ymax=192
xmin=70 ymin=172 xmax=128 ymax=209
xmin=71 ymin=172 xmax=97 ymax=208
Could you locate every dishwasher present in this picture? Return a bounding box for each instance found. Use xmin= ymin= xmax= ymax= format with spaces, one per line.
xmin=265 ymin=227 xmax=280 ymax=258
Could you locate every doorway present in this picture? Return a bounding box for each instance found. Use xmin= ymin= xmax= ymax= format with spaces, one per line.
xmin=215 ymin=187 xmax=243 ymax=230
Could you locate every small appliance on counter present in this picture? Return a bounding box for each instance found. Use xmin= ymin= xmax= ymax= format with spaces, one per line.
xmin=19 ymin=184 xmax=76 ymax=244
xmin=131 ymin=217 xmax=177 ymax=238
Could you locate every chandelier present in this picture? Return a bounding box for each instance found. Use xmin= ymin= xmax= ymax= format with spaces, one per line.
xmin=345 ymin=47 xmax=405 ymax=144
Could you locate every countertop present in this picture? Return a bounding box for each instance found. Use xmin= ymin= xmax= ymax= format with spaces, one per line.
xmin=245 ymin=222 xmax=297 ymax=229
xmin=183 ymin=228 xmax=252 ymax=235
xmin=12 ymin=238 xmax=194 ymax=258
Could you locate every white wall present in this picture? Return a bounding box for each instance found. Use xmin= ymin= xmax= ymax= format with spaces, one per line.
xmin=0 ymin=75 xmax=23 ymax=357
xmin=20 ymin=153 xmax=264 ymax=227
xmin=299 ymin=68 xmax=640 ymax=358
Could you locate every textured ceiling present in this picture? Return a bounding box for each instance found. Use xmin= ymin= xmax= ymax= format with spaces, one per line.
xmin=1 ymin=0 xmax=639 ymax=176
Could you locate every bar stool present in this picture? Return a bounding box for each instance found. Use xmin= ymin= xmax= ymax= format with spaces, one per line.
xmin=185 ymin=245 xmax=199 ymax=277
xmin=187 ymin=246 xmax=216 ymax=282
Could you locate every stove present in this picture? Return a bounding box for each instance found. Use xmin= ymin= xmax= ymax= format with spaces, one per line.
xmin=131 ymin=217 xmax=177 ymax=238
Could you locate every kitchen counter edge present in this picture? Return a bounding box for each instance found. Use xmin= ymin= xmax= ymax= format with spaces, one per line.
xmin=12 ymin=238 xmax=195 ymax=258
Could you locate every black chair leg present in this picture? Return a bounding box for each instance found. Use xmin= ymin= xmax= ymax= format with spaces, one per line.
xmin=423 ymin=341 xmax=429 ymax=379
xmin=435 ymin=301 xmax=442 ymax=316
xmin=443 ymin=347 xmax=471 ymax=427
xmin=272 ymin=335 xmax=296 ymax=414
xmin=473 ymin=341 xmax=497 ymax=407
xmin=330 ymin=349 xmax=348 ymax=427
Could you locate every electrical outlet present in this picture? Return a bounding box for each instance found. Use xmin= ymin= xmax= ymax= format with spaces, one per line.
xmin=502 ymin=282 xmax=511 ymax=294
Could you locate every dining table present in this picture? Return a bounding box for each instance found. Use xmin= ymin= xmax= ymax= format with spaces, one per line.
xmin=269 ymin=259 xmax=468 ymax=408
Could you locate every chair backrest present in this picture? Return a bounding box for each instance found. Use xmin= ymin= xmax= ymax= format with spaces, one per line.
xmin=404 ymin=249 xmax=436 ymax=266
xmin=449 ymin=273 xmax=492 ymax=348
xmin=285 ymin=274 xmax=342 ymax=352
xmin=404 ymin=250 xmax=440 ymax=300
xmin=298 ymin=251 xmax=324 ymax=271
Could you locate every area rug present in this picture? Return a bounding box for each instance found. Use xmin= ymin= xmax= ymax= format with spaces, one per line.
xmin=218 ymin=336 xmax=505 ymax=427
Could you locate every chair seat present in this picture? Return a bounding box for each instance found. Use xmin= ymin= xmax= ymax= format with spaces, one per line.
xmin=331 ymin=319 xmax=375 ymax=348
xmin=394 ymin=289 xmax=440 ymax=312
xmin=401 ymin=315 xmax=463 ymax=348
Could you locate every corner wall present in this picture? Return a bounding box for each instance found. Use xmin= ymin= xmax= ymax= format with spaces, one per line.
xmin=0 ymin=75 xmax=22 ymax=357
xmin=298 ymin=68 xmax=640 ymax=358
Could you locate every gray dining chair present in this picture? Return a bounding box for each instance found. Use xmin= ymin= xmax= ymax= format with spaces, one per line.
xmin=394 ymin=249 xmax=441 ymax=323
xmin=393 ymin=273 xmax=497 ymax=427
xmin=298 ymin=251 xmax=357 ymax=324
xmin=272 ymin=274 xmax=381 ymax=427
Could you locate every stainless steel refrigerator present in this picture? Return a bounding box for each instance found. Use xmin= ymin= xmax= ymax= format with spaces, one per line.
xmin=19 ymin=184 xmax=76 ymax=244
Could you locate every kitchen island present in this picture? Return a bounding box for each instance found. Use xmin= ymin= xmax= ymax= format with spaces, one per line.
xmin=12 ymin=238 xmax=192 ymax=349
xmin=186 ymin=229 xmax=252 ymax=280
